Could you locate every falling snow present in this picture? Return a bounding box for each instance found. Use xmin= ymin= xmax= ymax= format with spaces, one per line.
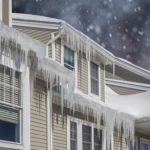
xmin=12 ymin=0 xmax=150 ymax=70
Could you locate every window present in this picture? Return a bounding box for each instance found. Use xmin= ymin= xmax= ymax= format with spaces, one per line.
xmin=70 ymin=121 xmax=77 ymax=150
xmin=90 ymin=62 xmax=99 ymax=95
xmin=140 ymin=139 xmax=150 ymax=150
xmin=64 ymin=46 xmax=74 ymax=71
xmin=0 ymin=65 xmax=21 ymax=143
xmin=141 ymin=143 xmax=149 ymax=150
xmin=69 ymin=119 xmax=104 ymax=150
xmin=82 ymin=125 xmax=92 ymax=150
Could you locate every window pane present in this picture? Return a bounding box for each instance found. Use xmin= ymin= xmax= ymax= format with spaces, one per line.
xmin=90 ymin=62 xmax=99 ymax=95
xmin=83 ymin=125 xmax=92 ymax=150
xmin=94 ymin=128 xmax=102 ymax=150
xmin=91 ymin=62 xmax=98 ymax=79
xmin=141 ymin=143 xmax=149 ymax=150
xmin=0 ymin=105 xmax=20 ymax=142
xmin=64 ymin=46 xmax=74 ymax=70
xmin=0 ymin=65 xmax=21 ymax=106
xmin=70 ymin=121 xmax=77 ymax=150
xmin=91 ymin=79 xmax=99 ymax=95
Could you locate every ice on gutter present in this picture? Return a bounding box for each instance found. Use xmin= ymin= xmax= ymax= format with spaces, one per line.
xmin=71 ymin=89 xmax=135 ymax=150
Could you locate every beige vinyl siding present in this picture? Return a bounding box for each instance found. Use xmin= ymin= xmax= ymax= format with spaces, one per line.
xmin=100 ymin=64 xmax=105 ymax=102
xmin=31 ymin=79 xmax=47 ymax=150
xmin=14 ymin=26 xmax=54 ymax=58
xmin=77 ymin=55 xmax=88 ymax=94
xmin=2 ymin=0 xmax=9 ymax=25
xmin=48 ymin=44 xmax=52 ymax=58
xmin=13 ymin=26 xmax=54 ymax=44
xmin=53 ymin=113 xmax=67 ymax=150
xmin=55 ymin=38 xmax=61 ymax=63
xmin=107 ymin=85 xmax=144 ymax=95
xmin=113 ymin=133 xmax=128 ymax=150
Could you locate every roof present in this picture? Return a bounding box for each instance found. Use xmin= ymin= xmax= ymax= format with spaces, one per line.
xmin=12 ymin=13 xmax=150 ymax=80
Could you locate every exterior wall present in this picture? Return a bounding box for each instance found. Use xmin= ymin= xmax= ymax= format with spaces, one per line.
xmin=53 ymin=113 xmax=67 ymax=150
xmin=77 ymin=55 xmax=88 ymax=94
xmin=2 ymin=0 xmax=9 ymax=25
xmin=107 ymin=85 xmax=143 ymax=95
xmin=101 ymin=64 xmax=105 ymax=102
xmin=113 ymin=132 xmax=128 ymax=150
xmin=55 ymin=38 xmax=61 ymax=63
xmin=31 ymin=79 xmax=47 ymax=150
xmin=13 ymin=26 xmax=54 ymax=58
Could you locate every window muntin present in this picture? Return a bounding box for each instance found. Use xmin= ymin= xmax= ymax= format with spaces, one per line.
xmin=82 ymin=125 xmax=92 ymax=150
xmin=69 ymin=120 xmax=104 ymax=150
xmin=90 ymin=62 xmax=99 ymax=95
xmin=0 ymin=65 xmax=21 ymax=143
xmin=64 ymin=46 xmax=74 ymax=71
xmin=70 ymin=121 xmax=77 ymax=150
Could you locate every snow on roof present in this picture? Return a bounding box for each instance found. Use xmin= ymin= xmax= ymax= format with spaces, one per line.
xmin=106 ymin=87 xmax=150 ymax=119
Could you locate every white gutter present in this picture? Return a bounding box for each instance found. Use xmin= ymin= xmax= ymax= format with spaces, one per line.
xmin=106 ymin=79 xmax=150 ymax=91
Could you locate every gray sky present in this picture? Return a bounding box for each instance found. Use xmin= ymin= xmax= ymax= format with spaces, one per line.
xmin=13 ymin=0 xmax=150 ymax=70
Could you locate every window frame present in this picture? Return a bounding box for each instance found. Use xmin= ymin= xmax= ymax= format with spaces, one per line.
xmin=88 ymin=60 xmax=101 ymax=100
xmin=140 ymin=138 xmax=150 ymax=150
xmin=67 ymin=116 xmax=106 ymax=150
xmin=0 ymin=65 xmax=23 ymax=146
xmin=63 ymin=46 xmax=75 ymax=71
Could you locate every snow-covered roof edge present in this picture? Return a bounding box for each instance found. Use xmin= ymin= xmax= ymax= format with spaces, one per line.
xmin=12 ymin=13 xmax=150 ymax=80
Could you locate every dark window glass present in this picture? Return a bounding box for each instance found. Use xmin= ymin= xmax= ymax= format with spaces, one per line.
xmin=94 ymin=128 xmax=102 ymax=150
xmin=70 ymin=121 xmax=77 ymax=150
xmin=0 ymin=105 xmax=20 ymax=142
xmin=90 ymin=62 xmax=99 ymax=95
xmin=64 ymin=46 xmax=74 ymax=71
xmin=82 ymin=125 xmax=92 ymax=150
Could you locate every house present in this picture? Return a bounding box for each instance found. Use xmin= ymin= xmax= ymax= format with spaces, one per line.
xmin=0 ymin=0 xmax=150 ymax=150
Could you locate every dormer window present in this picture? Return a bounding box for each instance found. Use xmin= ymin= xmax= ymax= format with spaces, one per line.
xmin=90 ymin=62 xmax=99 ymax=95
xmin=64 ymin=46 xmax=74 ymax=71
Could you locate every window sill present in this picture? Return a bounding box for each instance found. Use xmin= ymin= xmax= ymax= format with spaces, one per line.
xmin=0 ymin=141 xmax=23 ymax=150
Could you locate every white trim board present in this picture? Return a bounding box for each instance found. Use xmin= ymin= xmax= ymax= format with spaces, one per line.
xmin=106 ymin=79 xmax=150 ymax=91
xmin=0 ymin=0 xmax=2 ymax=21
xmin=12 ymin=19 xmax=60 ymax=30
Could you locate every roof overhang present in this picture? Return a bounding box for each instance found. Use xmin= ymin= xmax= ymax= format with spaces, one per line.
xmin=135 ymin=118 xmax=150 ymax=135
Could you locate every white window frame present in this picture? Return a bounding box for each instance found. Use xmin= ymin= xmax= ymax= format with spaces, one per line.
xmin=61 ymin=43 xmax=78 ymax=88
xmin=67 ymin=116 xmax=106 ymax=150
xmin=0 ymin=0 xmax=2 ymax=21
xmin=88 ymin=60 xmax=101 ymax=101
xmin=63 ymin=45 xmax=75 ymax=71
xmin=0 ymin=65 xmax=23 ymax=149
xmin=140 ymin=138 xmax=150 ymax=150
